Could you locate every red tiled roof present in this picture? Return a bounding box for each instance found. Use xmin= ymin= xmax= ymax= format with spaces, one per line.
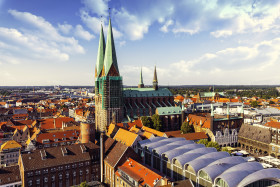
xmin=264 ymin=121 xmax=280 ymax=129
xmin=187 ymin=114 xmax=211 ymax=129
xmin=39 ymin=117 xmax=74 ymax=130
xmin=36 ymin=129 xmax=80 ymax=144
xmin=174 ymin=95 xmax=184 ymax=102
xmin=118 ymin=158 xmax=164 ymax=187
xmin=116 ymin=119 xmax=143 ymax=130
xmin=164 ymin=131 xmax=208 ymax=140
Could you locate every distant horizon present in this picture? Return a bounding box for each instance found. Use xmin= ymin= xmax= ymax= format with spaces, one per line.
xmin=1 ymin=84 xmax=280 ymax=88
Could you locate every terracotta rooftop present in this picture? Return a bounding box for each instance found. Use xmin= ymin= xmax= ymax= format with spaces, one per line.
xmin=164 ymin=131 xmax=208 ymax=141
xmin=264 ymin=121 xmax=280 ymax=129
xmin=38 ymin=117 xmax=74 ymax=130
xmin=35 ymin=129 xmax=80 ymax=144
xmin=118 ymin=158 xmax=164 ymax=187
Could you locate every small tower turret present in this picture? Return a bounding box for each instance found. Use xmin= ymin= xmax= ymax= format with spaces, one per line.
xmin=153 ymin=66 xmax=158 ymax=90
xmin=138 ymin=67 xmax=144 ymax=88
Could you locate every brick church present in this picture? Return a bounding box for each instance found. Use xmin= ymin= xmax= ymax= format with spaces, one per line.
xmin=94 ymin=19 xmax=175 ymax=133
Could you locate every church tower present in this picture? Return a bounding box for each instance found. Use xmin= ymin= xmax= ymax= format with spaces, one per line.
xmin=138 ymin=67 xmax=144 ymax=88
xmin=153 ymin=66 xmax=158 ymax=90
xmin=95 ymin=19 xmax=123 ymax=133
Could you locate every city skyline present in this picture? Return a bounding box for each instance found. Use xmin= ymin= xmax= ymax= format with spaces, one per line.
xmin=0 ymin=0 xmax=280 ymax=86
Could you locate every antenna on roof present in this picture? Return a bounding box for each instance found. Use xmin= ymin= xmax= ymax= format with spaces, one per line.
xmin=100 ymin=15 xmax=103 ymax=24
xmin=108 ymin=7 xmax=111 ymax=18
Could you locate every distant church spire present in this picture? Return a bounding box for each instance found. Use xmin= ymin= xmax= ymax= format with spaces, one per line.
xmin=103 ymin=18 xmax=119 ymax=76
xmin=95 ymin=24 xmax=105 ymax=79
xmin=138 ymin=67 xmax=144 ymax=88
xmin=153 ymin=65 xmax=158 ymax=90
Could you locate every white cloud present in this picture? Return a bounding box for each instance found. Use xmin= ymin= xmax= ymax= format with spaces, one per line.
xmin=160 ymin=20 xmax=173 ymax=33
xmin=8 ymin=9 xmax=85 ymax=54
xmin=82 ymin=0 xmax=108 ymax=16
xmin=58 ymin=23 xmax=73 ymax=34
xmin=115 ymin=8 xmax=149 ymax=40
xmin=83 ymin=1 xmax=280 ymax=40
xmin=0 ymin=10 xmax=87 ymax=65
xmin=74 ymin=24 xmax=94 ymax=41
xmin=211 ymin=30 xmax=233 ymax=38
xmin=119 ymin=41 xmax=126 ymax=47
xmin=120 ymin=36 xmax=280 ymax=85
xmin=80 ymin=9 xmax=122 ymax=39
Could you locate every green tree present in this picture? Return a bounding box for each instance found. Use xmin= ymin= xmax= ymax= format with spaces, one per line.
xmin=181 ymin=121 xmax=194 ymax=134
xmin=141 ymin=116 xmax=153 ymax=128
xmin=250 ymin=101 xmax=259 ymax=108
xmin=151 ymin=114 xmax=162 ymax=131
xmin=269 ymin=100 xmax=275 ymax=105
xmin=221 ymin=147 xmax=232 ymax=154
xmin=197 ymin=139 xmax=209 ymax=146
xmin=79 ymin=181 xmax=89 ymax=187
xmin=207 ymin=141 xmax=221 ymax=151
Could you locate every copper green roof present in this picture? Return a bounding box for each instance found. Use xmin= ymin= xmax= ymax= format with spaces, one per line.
xmin=156 ymin=106 xmax=182 ymax=115
xmin=104 ymin=19 xmax=119 ymax=76
xmin=123 ymin=88 xmax=172 ymax=98
xmin=96 ymin=24 xmax=105 ymax=78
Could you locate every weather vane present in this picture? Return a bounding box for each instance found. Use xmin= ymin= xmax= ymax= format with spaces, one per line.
xmin=109 ymin=7 xmax=111 ymax=18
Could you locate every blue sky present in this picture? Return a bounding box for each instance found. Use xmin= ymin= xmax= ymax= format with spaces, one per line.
xmin=0 ymin=0 xmax=280 ymax=86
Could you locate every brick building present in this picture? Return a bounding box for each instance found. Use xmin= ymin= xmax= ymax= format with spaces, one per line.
xmin=18 ymin=143 xmax=100 ymax=187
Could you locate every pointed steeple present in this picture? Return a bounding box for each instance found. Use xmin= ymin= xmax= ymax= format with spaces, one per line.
xmin=138 ymin=67 xmax=144 ymax=88
xmin=153 ymin=66 xmax=158 ymax=90
xmin=104 ymin=19 xmax=119 ymax=76
xmin=95 ymin=24 xmax=106 ymax=78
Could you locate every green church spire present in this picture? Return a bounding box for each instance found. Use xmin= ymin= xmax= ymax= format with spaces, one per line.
xmin=153 ymin=65 xmax=158 ymax=90
xmin=138 ymin=67 xmax=144 ymax=88
xmin=104 ymin=18 xmax=119 ymax=76
xmin=96 ymin=24 xmax=105 ymax=78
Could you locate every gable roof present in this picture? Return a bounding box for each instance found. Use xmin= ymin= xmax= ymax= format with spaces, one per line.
xmin=156 ymin=106 xmax=182 ymax=115
xmin=0 ymin=140 xmax=21 ymax=151
xmin=118 ymin=158 xmax=164 ymax=186
xmin=238 ymin=124 xmax=271 ymax=144
xmin=142 ymin=126 xmax=166 ymax=137
xmin=188 ymin=114 xmax=211 ymax=129
xmin=104 ymin=141 xmax=128 ymax=168
xmin=113 ymin=128 xmax=140 ymax=147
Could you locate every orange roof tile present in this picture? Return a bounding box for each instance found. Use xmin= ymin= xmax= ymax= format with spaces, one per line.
xmin=264 ymin=121 xmax=280 ymax=129
xmin=39 ymin=117 xmax=74 ymax=130
xmin=117 ymin=158 xmax=164 ymax=187
xmin=174 ymin=95 xmax=184 ymax=102
xmin=142 ymin=126 xmax=165 ymax=137
xmin=36 ymin=129 xmax=80 ymax=144
xmin=187 ymin=114 xmax=211 ymax=129
xmin=164 ymin=131 xmax=208 ymax=140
